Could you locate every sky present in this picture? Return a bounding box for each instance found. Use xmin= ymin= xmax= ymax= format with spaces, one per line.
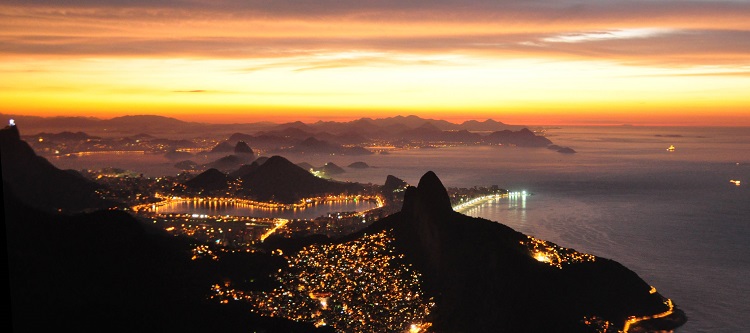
xmin=1 ymin=0 xmax=749 ymax=126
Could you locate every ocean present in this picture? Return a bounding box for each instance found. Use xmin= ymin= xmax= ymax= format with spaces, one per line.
xmin=47 ymin=125 xmax=750 ymax=332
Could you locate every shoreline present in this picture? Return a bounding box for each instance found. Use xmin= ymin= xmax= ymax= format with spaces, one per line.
xmin=624 ymin=307 xmax=688 ymax=332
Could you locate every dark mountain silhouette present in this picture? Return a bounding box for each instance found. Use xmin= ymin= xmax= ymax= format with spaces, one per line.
xmin=204 ymin=154 xmax=252 ymax=171
xmin=295 ymin=162 xmax=315 ymax=171
xmin=459 ymin=119 xmax=512 ymax=131
xmin=185 ymin=168 xmax=230 ymax=192
xmin=316 ymin=162 xmax=346 ymax=175
xmin=237 ymin=156 xmax=363 ymax=203
xmin=228 ymin=133 xmax=293 ymax=150
xmin=4 ymin=113 xmax=526 ymax=140
xmin=331 ymin=171 xmax=686 ymax=333
xmin=0 ymin=124 xmax=116 ymax=213
xmin=211 ymin=141 xmax=234 ymax=153
xmin=273 ymin=121 xmax=313 ymax=132
xmin=228 ymin=162 xmax=260 ymax=179
xmin=381 ymin=175 xmax=409 ymax=204
xmin=254 ymin=156 xmax=270 ymax=165
xmin=347 ymin=161 xmax=369 ymax=169
xmin=441 ymin=129 xmax=483 ymax=143
xmin=5 ymin=185 xmax=331 ymax=333
xmin=234 ymin=141 xmax=254 ymax=155
xmin=484 ymin=128 xmax=553 ymax=147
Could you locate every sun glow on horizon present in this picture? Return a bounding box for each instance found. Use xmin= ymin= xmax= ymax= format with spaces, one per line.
xmin=1 ymin=1 xmax=748 ymax=126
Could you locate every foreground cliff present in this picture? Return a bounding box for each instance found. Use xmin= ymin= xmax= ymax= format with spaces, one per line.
xmin=1 ymin=124 xmax=116 ymax=213
xmin=375 ymin=172 xmax=687 ymax=332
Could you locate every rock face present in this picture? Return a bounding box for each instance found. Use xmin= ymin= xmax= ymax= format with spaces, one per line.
xmin=366 ymin=171 xmax=686 ymax=332
xmin=0 ymin=125 xmax=115 ymax=212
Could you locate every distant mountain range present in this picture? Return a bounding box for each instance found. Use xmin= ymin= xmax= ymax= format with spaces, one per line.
xmin=1 ymin=113 xmax=522 ymax=139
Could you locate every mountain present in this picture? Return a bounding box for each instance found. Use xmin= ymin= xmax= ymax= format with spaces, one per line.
xmin=380 ymin=174 xmax=409 ymax=204
xmin=484 ymin=128 xmax=553 ymax=147
xmin=347 ymin=161 xmax=369 ymax=169
xmin=185 ymin=168 xmax=230 ymax=192
xmin=295 ymin=162 xmax=315 ymax=171
xmin=0 ymin=124 xmax=116 ymax=213
xmin=228 ymin=133 xmax=294 ymax=150
xmin=459 ymin=119 xmax=512 ymax=131
xmin=228 ymin=162 xmax=260 ymax=179
xmin=211 ymin=141 xmax=234 ymax=153
xmin=204 ymin=154 xmax=252 ymax=171
xmin=237 ymin=156 xmax=363 ymax=203
xmin=345 ymin=171 xmax=687 ymax=332
xmin=234 ymin=141 xmax=254 ymax=155
xmin=5 ymin=184 xmax=330 ymax=333
xmin=315 ymin=162 xmax=346 ymax=175
xmin=279 ymin=137 xmax=373 ymax=155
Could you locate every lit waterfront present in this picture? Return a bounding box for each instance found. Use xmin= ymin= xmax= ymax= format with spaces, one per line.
xmin=135 ymin=194 xmax=387 ymax=244
xmin=135 ymin=194 xmax=383 ymax=220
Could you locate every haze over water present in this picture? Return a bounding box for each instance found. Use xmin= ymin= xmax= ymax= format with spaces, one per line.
xmin=48 ymin=125 xmax=749 ymax=332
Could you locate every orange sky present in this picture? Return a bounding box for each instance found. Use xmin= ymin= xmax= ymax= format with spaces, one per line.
xmin=1 ymin=1 xmax=749 ymax=126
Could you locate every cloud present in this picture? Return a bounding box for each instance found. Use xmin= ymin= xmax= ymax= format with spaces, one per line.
xmin=1 ymin=1 xmax=749 ymax=69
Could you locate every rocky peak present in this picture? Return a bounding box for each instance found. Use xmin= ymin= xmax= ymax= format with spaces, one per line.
xmin=402 ymin=171 xmax=453 ymax=220
xmin=234 ymin=141 xmax=254 ymax=154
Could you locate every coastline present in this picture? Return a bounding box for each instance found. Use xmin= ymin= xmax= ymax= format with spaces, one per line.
xmin=624 ymin=307 xmax=688 ymax=332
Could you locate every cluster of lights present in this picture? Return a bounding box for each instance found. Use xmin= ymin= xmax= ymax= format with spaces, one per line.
xmin=132 ymin=194 xmax=383 ymax=214
xmin=191 ymin=244 xmax=219 ymax=261
xmin=211 ymin=230 xmax=434 ymax=333
xmin=580 ymin=316 xmax=618 ymax=333
xmin=452 ymin=194 xmax=502 ymax=213
xmin=522 ymin=236 xmax=596 ymax=269
xmin=622 ymin=298 xmax=675 ymax=332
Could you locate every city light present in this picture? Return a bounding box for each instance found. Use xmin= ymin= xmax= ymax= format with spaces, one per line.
xmin=212 ymin=230 xmax=434 ymax=333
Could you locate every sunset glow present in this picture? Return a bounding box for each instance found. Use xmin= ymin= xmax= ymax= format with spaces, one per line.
xmin=2 ymin=1 xmax=749 ymax=125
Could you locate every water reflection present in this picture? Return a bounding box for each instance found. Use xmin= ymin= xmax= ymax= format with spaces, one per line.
xmin=154 ymin=199 xmax=378 ymax=220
